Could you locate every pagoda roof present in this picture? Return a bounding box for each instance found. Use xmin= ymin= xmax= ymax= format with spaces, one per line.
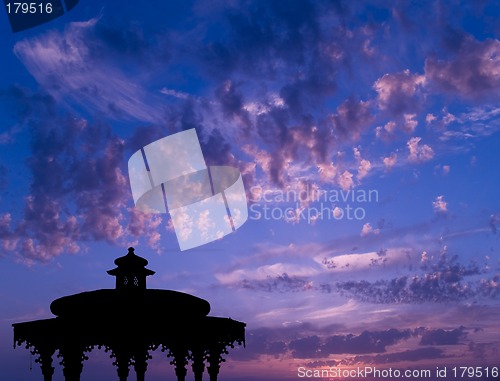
xmin=107 ymin=247 xmax=155 ymax=276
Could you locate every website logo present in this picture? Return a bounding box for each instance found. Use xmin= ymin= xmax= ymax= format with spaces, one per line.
xmin=128 ymin=129 xmax=248 ymax=251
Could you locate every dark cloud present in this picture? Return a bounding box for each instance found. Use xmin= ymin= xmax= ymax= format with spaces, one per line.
xmin=228 ymin=323 xmax=325 ymax=361
xmin=420 ymin=327 xmax=467 ymax=346
xmin=18 ymin=116 xmax=128 ymax=260
xmin=248 ymin=109 xmax=339 ymax=188
xmin=242 ymin=97 xmax=371 ymax=189
xmin=477 ymin=274 xmax=500 ymax=298
xmin=0 ymin=89 xmax=166 ymax=262
xmin=85 ymin=15 xmax=173 ymax=65
xmin=441 ymin=25 xmax=468 ymax=53
xmin=126 ymin=98 xmax=238 ymax=166
xmin=90 ymin=22 xmax=154 ymax=63
xmin=232 ymin=252 xmax=499 ymax=304
xmin=467 ymin=341 xmax=499 ymax=360
xmin=345 ymin=347 xmax=445 ymax=365
xmin=192 ymin=1 xmax=379 ymax=191
xmin=322 ymin=329 xmax=413 ymax=355
xmin=214 ymin=81 xmax=252 ymax=133
xmin=490 ymin=214 xmax=498 ymax=234
xmin=201 ymin=0 xmax=322 ymax=78
xmin=279 ymin=67 xmax=337 ymax=116
xmin=0 ymin=165 xmax=6 ymax=190
xmin=240 ymin=273 xmax=312 ymax=293
xmin=425 ymin=37 xmax=500 ymax=101
xmin=9 ymin=1 xmax=379 ymax=200
xmin=6 ymin=1 xmax=500 ymax=266
xmin=201 ymin=128 xmax=235 ymax=166
xmin=289 ymin=335 xmax=323 ymax=358
xmin=125 ymin=123 xmax=165 ymax=155
xmin=255 ymin=107 xmax=289 ymax=147
xmin=0 ymin=85 xmax=56 ymax=123
xmin=334 ymin=254 xmax=491 ymax=303
xmin=217 ymin=82 xmax=245 ymax=111
xmin=229 ymin=324 xmax=466 ymax=362
xmin=304 ymin=359 xmax=339 ymax=368
xmin=331 ymin=98 xmax=373 ymax=141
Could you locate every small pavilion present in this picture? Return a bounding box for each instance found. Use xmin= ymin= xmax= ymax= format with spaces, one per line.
xmin=13 ymin=247 xmax=246 ymax=381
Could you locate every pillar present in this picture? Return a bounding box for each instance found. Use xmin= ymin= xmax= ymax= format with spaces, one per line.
xmin=59 ymin=347 xmax=84 ymax=381
xmin=191 ymin=349 xmax=205 ymax=381
xmin=174 ymin=350 xmax=188 ymax=381
xmin=133 ymin=350 xmax=148 ymax=381
xmin=115 ymin=354 xmax=130 ymax=381
xmin=38 ymin=350 xmax=55 ymax=381
xmin=165 ymin=346 xmax=189 ymax=381
xmin=206 ymin=348 xmax=223 ymax=381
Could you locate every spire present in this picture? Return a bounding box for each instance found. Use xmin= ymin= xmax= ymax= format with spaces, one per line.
xmin=107 ymin=247 xmax=155 ymax=290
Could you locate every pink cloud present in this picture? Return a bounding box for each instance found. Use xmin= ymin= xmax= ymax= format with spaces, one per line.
xmin=353 ymin=148 xmax=371 ymax=180
xmin=432 ymin=195 xmax=448 ymax=214
xmin=0 ymin=106 xmax=167 ymax=263
xmin=403 ymin=113 xmax=418 ymax=133
xmin=375 ymin=121 xmax=396 ymax=140
xmin=425 ymin=37 xmax=500 ymax=101
xmin=357 ymin=159 xmax=371 ymax=180
xmin=373 ymin=69 xmax=425 ymax=113
xmin=407 ymin=137 xmax=434 ymax=163
xmin=338 ymin=171 xmax=354 ymax=191
xmin=383 ymin=154 xmax=397 ymax=170
xmin=426 ymin=113 xmax=437 ymax=126
xmin=317 ymin=162 xmax=337 ymax=183
xmin=360 ymin=223 xmax=380 ymax=237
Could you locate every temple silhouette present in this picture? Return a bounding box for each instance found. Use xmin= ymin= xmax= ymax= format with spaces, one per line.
xmin=13 ymin=247 xmax=246 ymax=381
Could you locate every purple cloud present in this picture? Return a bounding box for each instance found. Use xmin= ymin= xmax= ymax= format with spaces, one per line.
xmin=345 ymin=347 xmax=445 ymax=365
xmin=0 ymin=89 xmax=164 ymax=262
xmin=420 ymin=327 xmax=467 ymax=345
xmin=322 ymin=329 xmax=413 ymax=355
xmin=228 ymin=324 xmax=468 ymax=363
xmin=425 ymin=37 xmax=500 ymax=101
xmin=331 ymin=98 xmax=373 ymax=141
xmin=289 ymin=335 xmax=323 ymax=358
xmin=334 ymin=257 xmax=492 ymax=303
xmin=373 ymin=70 xmax=425 ymax=114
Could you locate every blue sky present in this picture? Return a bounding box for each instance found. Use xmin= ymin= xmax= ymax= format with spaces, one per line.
xmin=1 ymin=1 xmax=500 ymax=380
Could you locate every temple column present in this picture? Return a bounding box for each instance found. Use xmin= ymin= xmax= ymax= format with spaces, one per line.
xmin=175 ymin=362 xmax=187 ymax=381
xmin=133 ymin=350 xmax=148 ymax=381
xmin=191 ymin=349 xmax=205 ymax=381
xmin=115 ymin=354 xmax=130 ymax=381
xmin=174 ymin=350 xmax=188 ymax=381
xmin=165 ymin=346 xmax=188 ymax=381
xmin=206 ymin=348 xmax=223 ymax=381
xmin=207 ymin=363 xmax=220 ymax=381
xmin=108 ymin=346 xmax=133 ymax=381
xmin=59 ymin=348 xmax=84 ymax=381
xmin=37 ymin=349 xmax=55 ymax=381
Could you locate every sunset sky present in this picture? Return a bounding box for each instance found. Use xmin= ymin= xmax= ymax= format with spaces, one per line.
xmin=1 ymin=1 xmax=499 ymax=380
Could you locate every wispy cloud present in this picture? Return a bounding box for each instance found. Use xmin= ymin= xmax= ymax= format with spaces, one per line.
xmin=14 ymin=18 xmax=165 ymax=122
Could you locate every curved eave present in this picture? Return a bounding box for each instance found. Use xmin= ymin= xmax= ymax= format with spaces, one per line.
xmin=107 ymin=268 xmax=155 ymax=276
